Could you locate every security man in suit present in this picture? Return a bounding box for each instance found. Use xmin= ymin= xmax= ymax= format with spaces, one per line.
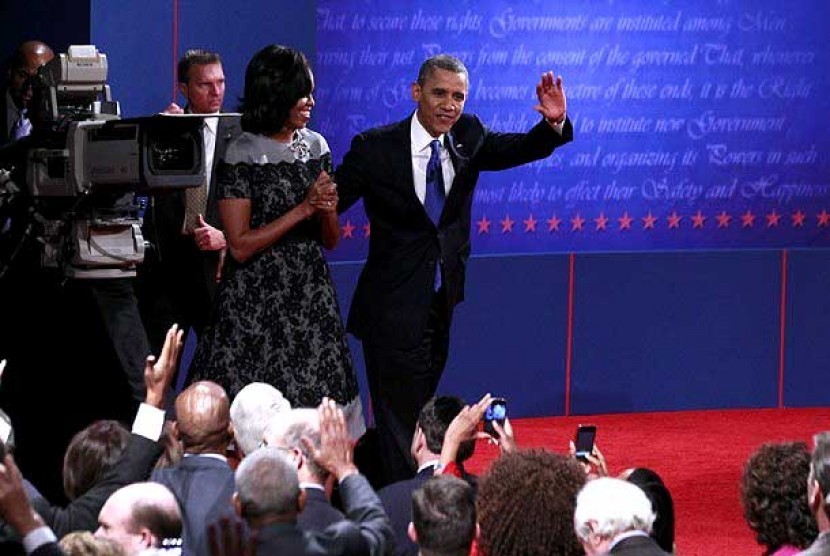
xmin=138 ymin=49 xmax=243 ymax=355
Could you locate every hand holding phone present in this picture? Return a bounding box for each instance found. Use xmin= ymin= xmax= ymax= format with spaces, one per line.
xmin=574 ymin=424 xmax=597 ymax=462
xmin=482 ymin=397 xmax=507 ymax=437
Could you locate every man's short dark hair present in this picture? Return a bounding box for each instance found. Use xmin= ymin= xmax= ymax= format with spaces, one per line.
xmin=178 ymin=49 xmax=221 ymax=84
xmin=131 ymin=499 xmax=182 ymax=546
xmin=812 ymin=432 xmax=830 ymax=518
xmin=417 ymin=54 xmax=468 ymax=86
xmin=240 ymin=44 xmax=313 ymax=136
xmin=412 ymin=476 xmax=476 ymax=556
xmin=418 ymin=396 xmax=464 ymax=454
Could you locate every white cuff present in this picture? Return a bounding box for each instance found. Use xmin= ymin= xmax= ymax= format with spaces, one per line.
xmin=548 ymin=117 xmax=565 ymax=134
xmin=131 ymin=403 xmax=165 ymax=441
xmin=22 ymin=526 xmax=57 ymax=555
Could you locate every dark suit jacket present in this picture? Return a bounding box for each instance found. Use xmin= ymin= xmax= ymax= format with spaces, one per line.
xmin=377 ymin=466 xmax=435 ymax=556
xmin=336 ymin=113 xmax=573 ymax=348
xmin=297 ymin=487 xmax=345 ymax=533
xmin=609 ymin=534 xmax=672 ymax=555
xmin=30 ymin=433 xmax=163 ymax=537
xmin=141 ymin=114 xmax=242 ymax=295
xmin=31 ymin=542 xmax=65 ymax=556
xmin=151 ymin=454 xmax=236 ymax=556
xmin=254 ymin=474 xmax=393 ymax=556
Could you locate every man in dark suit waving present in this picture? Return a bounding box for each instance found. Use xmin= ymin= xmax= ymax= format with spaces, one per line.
xmin=336 ymin=54 xmax=572 ymax=485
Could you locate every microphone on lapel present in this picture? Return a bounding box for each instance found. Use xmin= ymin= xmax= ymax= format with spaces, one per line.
xmin=446 ymin=133 xmax=468 ymax=163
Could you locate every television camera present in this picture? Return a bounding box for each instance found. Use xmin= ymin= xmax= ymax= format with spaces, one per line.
xmin=0 ymin=45 xmax=206 ymax=279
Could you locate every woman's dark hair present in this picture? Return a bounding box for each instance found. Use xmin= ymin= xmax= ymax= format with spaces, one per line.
xmin=741 ymin=442 xmax=818 ymax=553
xmin=477 ymin=449 xmax=585 ymax=556
xmin=626 ymin=468 xmax=675 ymax=552
xmin=240 ymin=44 xmax=313 ymax=135
xmin=63 ymin=420 xmax=129 ymax=501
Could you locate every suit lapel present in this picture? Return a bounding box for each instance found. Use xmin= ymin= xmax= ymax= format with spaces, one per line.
xmin=445 ymin=131 xmax=469 ymax=174
xmin=441 ymin=131 xmax=471 ymax=222
xmin=391 ymin=117 xmax=430 ymax=220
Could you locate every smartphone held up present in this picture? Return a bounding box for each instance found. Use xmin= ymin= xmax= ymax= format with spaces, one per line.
xmin=574 ymin=424 xmax=597 ymax=462
xmin=482 ymin=397 xmax=507 ymax=437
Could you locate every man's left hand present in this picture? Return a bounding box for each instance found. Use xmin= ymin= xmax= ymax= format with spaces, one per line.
xmin=194 ymin=214 xmax=227 ymax=251
xmin=534 ymin=71 xmax=567 ymax=125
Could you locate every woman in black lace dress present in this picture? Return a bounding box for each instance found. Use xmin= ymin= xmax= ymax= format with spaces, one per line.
xmin=189 ymin=45 xmax=363 ymax=436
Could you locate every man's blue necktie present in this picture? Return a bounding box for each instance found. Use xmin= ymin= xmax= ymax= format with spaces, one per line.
xmin=424 ymin=139 xmax=446 ymax=290
xmin=424 ymin=139 xmax=445 ymax=224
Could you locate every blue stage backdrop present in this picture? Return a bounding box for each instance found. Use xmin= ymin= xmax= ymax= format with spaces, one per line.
xmin=316 ymin=0 xmax=830 ymax=259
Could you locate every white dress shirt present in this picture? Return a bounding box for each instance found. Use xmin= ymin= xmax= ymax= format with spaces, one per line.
xmin=410 ymin=113 xmax=454 ymax=204
xmin=203 ymin=116 xmax=219 ymax=194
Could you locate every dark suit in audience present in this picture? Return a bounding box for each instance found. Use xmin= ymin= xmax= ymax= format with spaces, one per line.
xmin=263 ymin=407 xmax=347 ymax=534
xmin=378 ymin=466 xmax=436 ymax=556
xmin=296 ymin=487 xmax=344 ymax=533
xmin=152 ymin=455 xmax=235 ymax=556
xmin=235 ymin=399 xmax=392 ymax=556
xmin=151 ymin=381 xmax=234 ymax=556
xmin=377 ymin=396 xmax=473 ymax=556
xmin=30 ymin=543 xmax=64 ymax=556
xmin=33 ymin=432 xmax=162 ymax=537
xmin=609 ymin=534 xmax=671 ymax=555
xmin=253 ymin=474 xmax=389 ymax=556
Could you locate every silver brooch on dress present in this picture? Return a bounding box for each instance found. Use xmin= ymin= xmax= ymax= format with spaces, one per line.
xmin=289 ymin=131 xmax=311 ymax=162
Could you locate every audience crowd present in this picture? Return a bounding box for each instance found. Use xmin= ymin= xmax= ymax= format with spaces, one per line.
xmin=0 ymin=322 xmax=826 ymax=556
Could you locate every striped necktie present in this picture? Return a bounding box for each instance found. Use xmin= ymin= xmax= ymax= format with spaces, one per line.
xmin=11 ymin=109 xmax=31 ymax=140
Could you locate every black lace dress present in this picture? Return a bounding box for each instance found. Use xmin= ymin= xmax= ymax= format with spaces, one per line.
xmin=189 ymin=130 xmax=363 ymax=434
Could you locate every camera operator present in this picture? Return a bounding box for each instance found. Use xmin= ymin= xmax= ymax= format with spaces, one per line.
xmin=1 ymin=41 xmax=54 ymax=147
xmin=0 ymin=45 xmax=152 ymax=428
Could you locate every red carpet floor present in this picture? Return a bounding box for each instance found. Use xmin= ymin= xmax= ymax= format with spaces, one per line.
xmin=465 ymin=407 xmax=830 ymax=555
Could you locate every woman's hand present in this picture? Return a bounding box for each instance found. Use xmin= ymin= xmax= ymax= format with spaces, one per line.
xmin=307 ymin=171 xmax=338 ymax=214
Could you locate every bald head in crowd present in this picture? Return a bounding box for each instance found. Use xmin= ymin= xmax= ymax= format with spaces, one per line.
xmin=6 ymin=40 xmax=54 ymax=111
xmin=174 ymin=380 xmax=232 ymax=454
xmin=95 ymin=482 xmax=182 ymax=556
